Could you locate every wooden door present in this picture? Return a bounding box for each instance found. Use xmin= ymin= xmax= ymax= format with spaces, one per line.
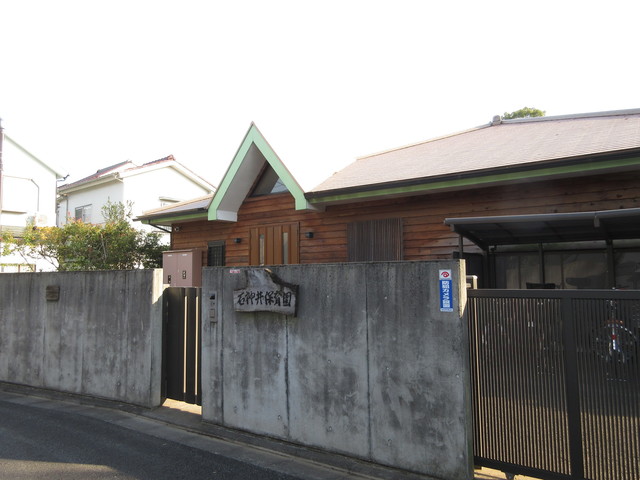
xmin=249 ymin=223 xmax=299 ymax=265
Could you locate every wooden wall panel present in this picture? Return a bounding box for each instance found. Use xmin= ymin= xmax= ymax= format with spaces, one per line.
xmin=169 ymin=171 xmax=640 ymax=265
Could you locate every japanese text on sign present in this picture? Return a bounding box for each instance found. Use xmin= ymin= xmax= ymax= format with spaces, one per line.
xmin=233 ymin=269 xmax=298 ymax=316
xmin=439 ymin=269 xmax=453 ymax=312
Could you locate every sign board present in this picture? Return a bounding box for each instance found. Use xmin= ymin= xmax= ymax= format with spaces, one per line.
xmin=233 ymin=269 xmax=298 ymax=316
xmin=439 ymin=269 xmax=453 ymax=312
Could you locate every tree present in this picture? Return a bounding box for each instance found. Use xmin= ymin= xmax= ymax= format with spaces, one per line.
xmin=2 ymin=201 xmax=164 ymax=271
xmin=502 ymin=107 xmax=546 ymax=120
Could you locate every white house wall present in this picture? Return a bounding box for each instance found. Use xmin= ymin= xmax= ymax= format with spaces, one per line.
xmin=124 ymin=167 xmax=211 ymax=213
xmin=123 ymin=166 xmax=212 ymax=235
xmin=1 ymin=137 xmax=62 ymax=272
xmin=58 ymin=164 xmax=212 ymax=243
xmin=2 ymin=139 xmax=58 ymax=229
xmin=58 ymin=181 xmax=125 ymax=225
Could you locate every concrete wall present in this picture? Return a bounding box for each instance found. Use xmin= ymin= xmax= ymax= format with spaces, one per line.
xmin=201 ymin=261 xmax=472 ymax=480
xmin=0 ymin=269 xmax=164 ymax=407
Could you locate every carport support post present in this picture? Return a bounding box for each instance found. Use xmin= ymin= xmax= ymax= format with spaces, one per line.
xmin=606 ymin=240 xmax=615 ymax=288
xmin=458 ymin=234 xmax=464 ymax=256
xmin=538 ymin=244 xmax=545 ymax=284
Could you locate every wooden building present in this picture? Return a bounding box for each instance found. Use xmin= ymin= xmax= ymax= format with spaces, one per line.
xmin=138 ymin=109 xmax=640 ymax=289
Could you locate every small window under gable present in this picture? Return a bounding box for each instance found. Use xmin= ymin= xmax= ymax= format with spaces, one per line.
xmin=250 ymin=164 xmax=289 ymax=197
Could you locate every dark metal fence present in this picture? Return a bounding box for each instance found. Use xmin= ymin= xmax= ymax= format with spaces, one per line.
xmin=468 ymin=289 xmax=640 ymax=480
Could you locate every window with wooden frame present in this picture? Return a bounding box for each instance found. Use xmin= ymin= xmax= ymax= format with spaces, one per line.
xmin=249 ymin=223 xmax=299 ymax=265
xmin=347 ymin=218 xmax=403 ymax=262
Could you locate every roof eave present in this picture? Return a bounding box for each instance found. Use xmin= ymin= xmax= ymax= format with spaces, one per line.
xmin=121 ymin=161 xmax=216 ymax=192
xmin=136 ymin=209 xmax=209 ymax=226
xmin=58 ymin=173 xmax=121 ymax=194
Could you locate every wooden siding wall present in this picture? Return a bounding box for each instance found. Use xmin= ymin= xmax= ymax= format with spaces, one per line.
xmin=171 ymin=171 xmax=640 ymax=266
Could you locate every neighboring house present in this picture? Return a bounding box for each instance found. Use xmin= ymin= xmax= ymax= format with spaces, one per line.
xmin=137 ymin=109 xmax=640 ymax=289
xmin=57 ymin=155 xmax=215 ymax=241
xmin=0 ymin=122 xmax=67 ymax=272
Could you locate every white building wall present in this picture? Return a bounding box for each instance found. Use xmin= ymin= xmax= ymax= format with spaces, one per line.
xmin=1 ymin=136 xmax=63 ymax=272
xmin=2 ymin=138 xmax=59 ymax=229
xmin=123 ymin=166 xmax=211 ymax=241
xmin=57 ymin=182 xmax=124 ymax=225
xmin=57 ymin=163 xmax=213 ymax=244
xmin=124 ymin=166 xmax=211 ymax=216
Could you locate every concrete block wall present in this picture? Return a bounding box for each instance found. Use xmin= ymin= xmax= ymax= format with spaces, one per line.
xmin=201 ymin=261 xmax=472 ymax=480
xmin=0 ymin=269 xmax=164 ymax=407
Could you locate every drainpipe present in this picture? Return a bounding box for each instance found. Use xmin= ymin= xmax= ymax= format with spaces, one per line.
xmin=4 ymin=175 xmax=40 ymax=213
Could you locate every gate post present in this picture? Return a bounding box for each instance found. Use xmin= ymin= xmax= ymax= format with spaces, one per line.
xmin=561 ymin=296 xmax=585 ymax=479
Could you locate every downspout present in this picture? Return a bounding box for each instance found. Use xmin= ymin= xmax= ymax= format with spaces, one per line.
xmin=4 ymin=175 xmax=40 ymax=213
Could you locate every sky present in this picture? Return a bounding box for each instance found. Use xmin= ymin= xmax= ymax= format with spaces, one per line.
xmin=1 ymin=0 xmax=639 ymax=191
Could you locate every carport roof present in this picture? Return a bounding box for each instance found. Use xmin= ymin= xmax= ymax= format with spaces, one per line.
xmin=444 ymin=207 xmax=640 ymax=250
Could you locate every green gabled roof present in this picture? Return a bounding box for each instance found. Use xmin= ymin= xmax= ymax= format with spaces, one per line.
xmin=208 ymin=123 xmax=314 ymax=221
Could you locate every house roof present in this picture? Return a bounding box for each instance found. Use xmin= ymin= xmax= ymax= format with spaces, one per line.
xmin=307 ymin=108 xmax=640 ymax=204
xmin=58 ymin=160 xmax=133 ymax=191
xmin=207 ymin=123 xmax=314 ymax=222
xmin=138 ymin=108 xmax=640 ymax=226
xmin=135 ymin=194 xmax=213 ymax=225
xmin=58 ymin=155 xmax=215 ymax=194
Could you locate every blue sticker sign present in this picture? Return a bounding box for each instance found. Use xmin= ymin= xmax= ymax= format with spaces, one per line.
xmin=439 ymin=269 xmax=453 ymax=312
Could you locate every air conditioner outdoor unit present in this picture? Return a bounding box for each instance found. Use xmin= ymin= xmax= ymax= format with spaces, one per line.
xmin=27 ymin=213 xmax=49 ymax=227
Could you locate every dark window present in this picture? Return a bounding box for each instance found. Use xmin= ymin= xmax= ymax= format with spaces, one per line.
xmin=347 ymin=218 xmax=403 ymax=262
xmin=207 ymin=241 xmax=226 ymax=266
xmin=250 ymin=164 xmax=288 ymax=196
xmin=74 ymin=205 xmax=92 ymax=223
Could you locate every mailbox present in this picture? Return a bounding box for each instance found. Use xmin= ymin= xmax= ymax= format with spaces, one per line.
xmin=162 ymin=248 xmax=204 ymax=287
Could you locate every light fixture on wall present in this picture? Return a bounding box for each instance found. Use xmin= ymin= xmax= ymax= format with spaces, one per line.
xmin=174 ymin=226 xmax=182 ymax=232
xmin=234 ymin=237 xmax=242 ymax=243
xmin=305 ymin=232 xmax=314 ymax=239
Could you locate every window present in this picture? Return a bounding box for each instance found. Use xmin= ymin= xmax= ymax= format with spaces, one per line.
xmin=250 ymin=164 xmax=288 ymax=196
xmin=494 ymin=249 xmax=609 ymax=289
xmin=207 ymin=241 xmax=226 ymax=266
xmin=347 ymin=218 xmax=403 ymax=262
xmin=249 ymin=223 xmax=299 ymax=265
xmin=75 ymin=205 xmax=92 ymax=223
xmin=614 ymin=251 xmax=640 ymax=289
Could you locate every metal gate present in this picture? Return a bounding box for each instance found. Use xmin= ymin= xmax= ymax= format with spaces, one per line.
xmin=468 ymin=289 xmax=640 ymax=480
xmin=163 ymin=287 xmax=202 ymax=405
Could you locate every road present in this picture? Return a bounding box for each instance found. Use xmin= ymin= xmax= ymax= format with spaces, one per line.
xmin=0 ymin=399 xmax=301 ymax=480
xmin=0 ymin=387 xmax=525 ymax=480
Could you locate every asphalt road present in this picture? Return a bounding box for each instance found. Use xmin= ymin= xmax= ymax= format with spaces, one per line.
xmin=0 ymin=399 xmax=303 ymax=480
xmin=0 ymin=388 xmax=516 ymax=480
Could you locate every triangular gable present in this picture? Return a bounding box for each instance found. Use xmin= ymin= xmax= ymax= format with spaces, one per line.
xmin=208 ymin=123 xmax=315 ymax=222
xmin=4 ymin=134 xmax=67 ymax=179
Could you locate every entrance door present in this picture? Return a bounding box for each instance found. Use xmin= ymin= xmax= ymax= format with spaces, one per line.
xmin=163 ymin=287 xmax=202 ymax=405
xmin=249 ymin=223 xmax=299 ymax=265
